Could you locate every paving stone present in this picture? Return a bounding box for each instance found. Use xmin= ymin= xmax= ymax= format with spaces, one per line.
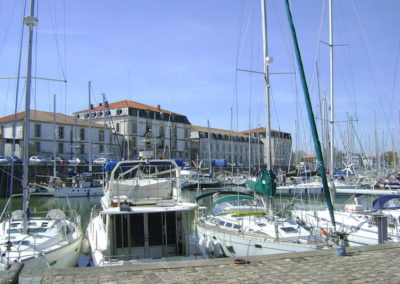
xmin=14 ymin=244 xmax=400 ymax=283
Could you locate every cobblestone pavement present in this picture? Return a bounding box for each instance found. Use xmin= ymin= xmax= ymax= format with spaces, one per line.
xmin=18 ymin=243 xmax=400 ymax=284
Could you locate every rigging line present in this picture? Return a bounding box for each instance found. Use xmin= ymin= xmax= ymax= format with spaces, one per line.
xmin=305 ymin=0 xmax=326 ymax=96
xmin=349 ymin=0 xmax=394 ymax=141
xmin=46 ymin=0 xmax=66 ymax=81
xmin=0 ymin=0 xmax=19 ymax=57
xmin=248 ymin=5 xmax=254 ymax=122
xmin=389 ymin=36 xmax=400 ymax=120
xmin=62 ymin=0 xmax=67 ymax=83
xmin=232 ymin=0 xmax=245 ymax=132
xmin=47 ymin=2 xmax=66 ymax=80
xmin=335 ymin=1 xmax=358 ymax=119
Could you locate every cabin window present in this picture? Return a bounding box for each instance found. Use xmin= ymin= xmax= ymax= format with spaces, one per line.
xmin=225 ymin=222 xmax=233 ymax=228
xmin=114 ymin=214 xmax=145 ymax=248
xmin=148 ymin=212 xmax=177 ymax=246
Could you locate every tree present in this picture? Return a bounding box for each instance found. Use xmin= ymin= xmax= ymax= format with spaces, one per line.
xmin=383 ymin=151 xmax=399 ymax=167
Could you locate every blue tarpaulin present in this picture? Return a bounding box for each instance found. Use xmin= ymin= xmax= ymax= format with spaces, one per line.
xmin=371 ymin=195 xmax=400 ymax=211
xmin=212 ymin=159 xmax=227 ymax=166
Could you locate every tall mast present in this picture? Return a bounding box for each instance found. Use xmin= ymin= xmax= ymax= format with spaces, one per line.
xmin=88 ymin=81 xmax=93 ymax=171
xmin=207 ymin=119 xmax=212 ymax=174
xmin=329 ymin=0 xmax=335 ymax=177
xmin=261 ymin=0 xmax=272 ymax=171
xmin=22 ymin=0 xmax=38 ymax=233
xmin=53 ymin=94 xmax=57 ymax=177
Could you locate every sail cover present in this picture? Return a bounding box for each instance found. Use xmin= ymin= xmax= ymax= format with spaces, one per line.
xmin=246 ymin=170 xmax=276 ymax=197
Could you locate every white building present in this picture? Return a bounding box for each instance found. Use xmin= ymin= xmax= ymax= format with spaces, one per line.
xmin=243 ymin=127 xmax=292 ymax=170
xmin=190 ymin=125 xmax=264 ymax=168
xmin=0 ymin=110 xmax=114 ymax=160
xmin=75 ymin=100 xmax=192 ymax=161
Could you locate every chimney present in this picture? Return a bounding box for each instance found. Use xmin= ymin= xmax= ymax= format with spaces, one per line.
xmin=157 ymin=104 xmax=161 ymax=111
xmin=99 ymin=103 xmax=102 ymax=107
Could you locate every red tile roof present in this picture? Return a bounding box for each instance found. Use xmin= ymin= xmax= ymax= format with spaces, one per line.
xmin=74 ymin=100 xmax=183 ymax=116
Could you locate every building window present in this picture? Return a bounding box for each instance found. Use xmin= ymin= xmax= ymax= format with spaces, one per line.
xmin=172 ymin=125 xmax=177 ymax=137
xmin=58 ymin=143 xmax=63 ymax=154
xmin=80 ymin=144 xmax=84 ymax=154
xmin=35 ymin=141 xmax=40 ymax=153
xmin=34 ymin=124 xmax=41 ymax=137
xmin=131 ymin=122 xmax=137 ymax=134
xmin=80 ymin=128 xmax=85 ymax=140
xmin=99 ymin=130 xmax=104 ymax=141
xmin=116 ymin=123 xmax=120 ymax=133
xmin=159 ymin=126 xmax=164 ymax=137
xmin=58 ymin=126 xmax=64 ymax=139
xmin=99 ymin=144 xmax=104 ymax=153
xmin=146 ymin=120 xmax=152 ymax=132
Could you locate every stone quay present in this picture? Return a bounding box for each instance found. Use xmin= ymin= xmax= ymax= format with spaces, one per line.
xmin=12 ymin=243 xmax=400 ymax=283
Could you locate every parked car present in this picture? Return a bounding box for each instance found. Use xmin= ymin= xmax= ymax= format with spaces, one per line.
xmin=93 ymin=157 xmax=107 ymax=165
xmin=47 ymin=156 xmax=66 ymax=165
xmin=29 ymin=156 xmax=46 ymax=165
xmin=68 ymin=157 xmax=87 ymax=165
xmin=0 ymin=156 xmax=9 ymax=164
xmin=6 ymin=156 xmax=23 ymax=164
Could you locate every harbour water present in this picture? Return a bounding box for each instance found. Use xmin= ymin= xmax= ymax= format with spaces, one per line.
xmin=0 ymin=188 xmax=377 ymax=235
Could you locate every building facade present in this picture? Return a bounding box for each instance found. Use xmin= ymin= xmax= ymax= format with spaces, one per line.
xmin=190 ymin=125 xmax=264 ymax=168
xmin=75 ymin=100 xmax=192 ymax=161
xmin=0 ymin=110 xmax=114 ymax=160
xmin=242 ymin=127 xmax=292 ymax=170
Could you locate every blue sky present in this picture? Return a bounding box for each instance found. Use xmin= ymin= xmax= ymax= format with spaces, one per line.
xmin=0 ymin=0 xmax=399 ymax=155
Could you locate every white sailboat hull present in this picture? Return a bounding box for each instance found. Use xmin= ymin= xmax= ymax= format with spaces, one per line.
xmin=196 ymin=222 xmax=323 ymax=257
xmin=16 ymin=235 xmax=82 ymax=270
xmin=53 ymin=186 xmax=104 ymax=197
xmin=295 ymin=209 xmax=400 ymax=246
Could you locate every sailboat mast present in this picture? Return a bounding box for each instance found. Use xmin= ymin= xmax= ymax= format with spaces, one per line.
xmin=329 ymin=0 xmax=335 ymax=177
xmin=22 ymin=0 xmax=38 ymax=233
xmin=88 ymin=81 xmax=93 ymax=171
xmin=261 ymin=0 xmax=272 ymax=171
xmin=53 ymin=94 xmax=57 ymax=177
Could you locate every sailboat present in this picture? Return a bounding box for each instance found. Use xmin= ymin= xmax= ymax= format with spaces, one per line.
xmin=282 ymin=0 xmax=392 ymax=247
xmin=195 ymin=0 xmax=331 ymax=258
xmin=0 ymin=0 xmax=82 ymax=270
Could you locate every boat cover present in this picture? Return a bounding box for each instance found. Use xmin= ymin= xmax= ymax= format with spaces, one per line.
xmin=371 ymin=195 xmax=400 ymax=211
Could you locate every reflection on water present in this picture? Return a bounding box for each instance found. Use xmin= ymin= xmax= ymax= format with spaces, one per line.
xmin=0 ymin=188 xmax=378 ymax=234
xmin=0 ymin=195 xmax=101 ymax=233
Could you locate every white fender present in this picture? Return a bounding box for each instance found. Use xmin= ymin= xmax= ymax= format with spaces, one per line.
xmin=199 ymin=236 xmax=207 ymax=249
xmin=213 ymin=240 xmax=223 ymax=257
xmin=206 ymin=239 xmax=214 ymax=253
xmin=81 ymin=238 xmax=90 ymax=255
